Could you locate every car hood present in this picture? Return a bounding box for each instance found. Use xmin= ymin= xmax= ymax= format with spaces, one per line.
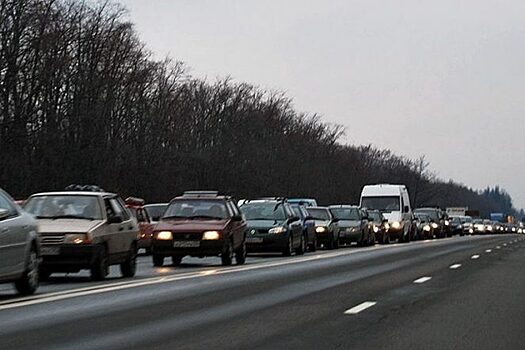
xmin=37 ymin=219 xmax=105 ymax=234
xmin=337 ymin=220 xmax=361 ymax=228
xmin=156 ymin=219 xmax=229 ymax=232
xmin=246 ymin=220 xmax=285 ymax=229
xmin=382 ymin=212 xmax=402 ymax=223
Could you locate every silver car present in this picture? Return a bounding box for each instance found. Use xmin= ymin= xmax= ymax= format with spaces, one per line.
xmin=0 ymin=188 xmax=40 ymax=295
xmin=24 ymin=191 xmax=139 ymax=281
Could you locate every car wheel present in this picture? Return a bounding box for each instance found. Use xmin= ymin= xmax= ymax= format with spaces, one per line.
xmin=14 ymin=247 xmax=39 ymax=295
xmin=296 ymin=234 xmax=306 ymax=255
xmin=91 ymin=245 xmax=109 ymax=281
xmin=283 ymin=235 xmax=293 ymax=256
xmin=235 ymin=240 xmax=247 ymax=265
xmin=172 ymin=255 xmax=183 ymax=266
xmin=221 ymin=239 xmax=234 ymax=266
xmin=120 ymin=244 xmax=137 ymax=278
xmin=153 ymin=254 xmax=164 ymax=267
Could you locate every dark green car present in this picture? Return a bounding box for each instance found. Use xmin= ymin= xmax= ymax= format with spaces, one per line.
xmin=240 ymin=199 xmax=305 ymax=256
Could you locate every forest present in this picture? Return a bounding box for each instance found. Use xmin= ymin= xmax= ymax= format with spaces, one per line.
xmin=0 ymin=0 xmax=518 ymax=218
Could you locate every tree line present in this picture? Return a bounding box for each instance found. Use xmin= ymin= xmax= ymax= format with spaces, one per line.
xmin=0 ymin=0 xmax=518 ymax=219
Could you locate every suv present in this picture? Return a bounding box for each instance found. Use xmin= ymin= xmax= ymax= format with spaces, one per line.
xmin=0 ymin=188 xmax=40 ymax=295
xmin=240 ymin=198 xmax=305 ymax=256
xmin=151 ymin=191 xmax=247 ymax=266
xmin=330 ymin=205 xmax=374 ymax=247
xmin=24 ymin=190 xmax=139 ymax=281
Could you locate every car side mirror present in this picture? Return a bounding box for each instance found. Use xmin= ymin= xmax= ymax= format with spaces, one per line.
xmin=404 ymin=206 xmax=410 ymax=213
xmin=0 ymin=208 xmax=9 ymax=221
xmin=108 ymin=215 xmax=123 ymax=224
xmin=332 ymin=218 xmax=340 ymax=223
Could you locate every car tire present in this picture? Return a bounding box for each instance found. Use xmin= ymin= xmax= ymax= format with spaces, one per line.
xmin=91 ymin=245 xmax=109 ymax=281
xmin=235 ymin=240 xmax=247 ymax=265
xmin=309 ymin=236 xmax=317 ymax=252
xmin=14 ymin=247 xmax=39 ymax=295
xmin=221 ymin=239 xmax=234 ymax=266
xmin=283 ymin=235 xmax=293 ymax=256
xmin=296 ymin=234 xmax=306 ymax=255
xmin=172 ymin=255 xmax=183 ymax=266
xmin=120 ymin=244 xmax=137 ymax=278
xmin=153 ymin=254 xmax=164 ymax=267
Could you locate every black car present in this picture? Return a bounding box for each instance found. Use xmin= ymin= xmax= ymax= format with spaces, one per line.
xmin=414 ymin=207 xmax=447 ymax=238
xmin=367 ymin=209 xmax=389 ymax=244
xmin=240 ymin=198 xmax=305 ymax=256
xmin=329 ymin=205 xmax=374 ymax=247
xmin=414 ymin=213 xmax=434 ymax=240
xmin=306 ymin=207 xmax=340 ymax=250
xmin=291 ymin=204 xmax=317 ymax=252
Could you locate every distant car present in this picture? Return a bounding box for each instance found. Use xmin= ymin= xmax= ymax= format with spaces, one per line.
xmin=367 ymin=210 xmax=390 ymax=244
xmin=151 ymin=191 xmax=247 ymax=266
xmin=288 ymin=198 xmax=318 ymax=207
xmin=306 ymin=207 xmax=340 ymax=249
xmin=460 ymin=216 xmax=474 ymax=235
xmin=472 ymin=219 xmax=485 ymax=234
xmin=449 ymin=216 xmax=463 ymax=236
xmin=240 ymin=198 xmax=305 ymax=256
xmin=0 ymin=188 xmax=40 ymax=295
xmin=291 ymin=204 xmax=317 ymax=252
xmin=24 ymin=190 xmax=139 ymax=281
xmin=414 ymin=208 xmax=447 ymax=239
xmin=414 ymin=213 xmax=434 ymax=240
xmin=126 ymin=197 xmax=156 ymax=254
xmin=329 ymin=205 xmax=374 ymax=246
xmin=483 ymin=219 xmax=495 ymax=234
xmin=143 ymin=203 xmax=168 ymax=224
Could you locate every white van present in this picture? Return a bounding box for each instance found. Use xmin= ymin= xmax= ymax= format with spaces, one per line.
xmin=360 ymin=184 xmax=413 ymax=243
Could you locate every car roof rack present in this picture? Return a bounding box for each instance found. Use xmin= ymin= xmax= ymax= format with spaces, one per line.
xmin=183 ymin=191 xmax=220 ymax=198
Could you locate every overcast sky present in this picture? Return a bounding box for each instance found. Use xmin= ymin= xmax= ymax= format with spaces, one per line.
xmin=120 ymin=0 xmax=525 ymax=209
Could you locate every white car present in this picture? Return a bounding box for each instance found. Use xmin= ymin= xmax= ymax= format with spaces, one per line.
xmin=360 ymin=184 xmax=414 ymax=243
xmin=0 ymin=188 xmax=40 ymax=295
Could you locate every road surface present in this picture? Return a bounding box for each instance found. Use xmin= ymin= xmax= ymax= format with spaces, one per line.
xmin=0 ymin=235 xmax=524 ymax=350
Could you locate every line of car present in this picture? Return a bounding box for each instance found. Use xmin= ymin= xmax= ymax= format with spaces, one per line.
xmin=1 ymin=184 xmax=522 ymax=296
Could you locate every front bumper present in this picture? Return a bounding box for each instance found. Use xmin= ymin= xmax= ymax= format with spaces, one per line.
xmin=338 ymin=230 xmax=361 ymax=243
xmin=41 ymin=244 xmax=101 ymax=272
xmin=246 ymin=235 xmax=288 ymax=252
xmin=152 ymin=239 xmax=225 ymax=257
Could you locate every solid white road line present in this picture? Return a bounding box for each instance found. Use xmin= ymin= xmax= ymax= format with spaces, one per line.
xmin=471 ymin=255 xmax=480 ymax=260
xmin=449 ymin=264 xmax=462 ymax=269
xmin=344 ymin=301 xmax=377 ymax=315
xmin=413 ymin=276 xmax=432 ymax=284
xmin=485 ymin=249 xmax=492 ymax=253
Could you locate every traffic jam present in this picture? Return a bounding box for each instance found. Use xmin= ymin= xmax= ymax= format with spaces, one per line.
xmin=0 ymin=184 xmax=523 ymax=296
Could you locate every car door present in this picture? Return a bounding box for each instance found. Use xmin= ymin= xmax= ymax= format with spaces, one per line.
xmin=113 ymin=197 xmax=137 ymax=254
xmin=285 ymin=204 xmax=302 ymax=245
xmin=227 ymin=201 xmax=246 ymax=249
xmin=0 ymin=192 xmax=27 ymax=277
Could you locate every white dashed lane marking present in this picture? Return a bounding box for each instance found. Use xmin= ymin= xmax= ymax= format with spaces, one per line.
xmin=413 ymin=277 xmax=432 ymax=284
xmin=471 ymin=255 xmax=480 ymax=260
xmin=344 ymin=301 xmax=377 ymax=315
xmin=449 ymin=264 xmax=462 ymax=269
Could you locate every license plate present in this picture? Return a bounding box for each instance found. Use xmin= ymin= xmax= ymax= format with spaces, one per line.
xmin=173 ymin=241 xmax=200 ymax=248
xmin=246 ymin=237 xmax=263 ymax=243
xmin=41 ymin=246 xmax=60 ymax=255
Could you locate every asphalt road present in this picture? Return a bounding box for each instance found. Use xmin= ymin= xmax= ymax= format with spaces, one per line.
xmin=0 ymin=234 xmax=524 ymax=350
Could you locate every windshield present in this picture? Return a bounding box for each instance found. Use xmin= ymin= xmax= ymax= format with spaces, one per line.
xmin=415 ymin=213 xmax=430 ymax=222
xmin=163 ymin=200 xmax=228 ymax=220
xmin=330 ymin=208 xmax=360 ymax=220
xmin=240 ymin=202 xmax=286 ymax=221
xmin=144 ymin=204 xmax=167 ymax=221
xmin=473 ymin=219 xmax=483 ymax=224
xmin=24 ymin=195 xmax=103 ymax=220
xmin=415 ymin=209 xmax=440 ymax=221
xmin=307 ymin=208 xmax=331 ymax=221
xmin=361 ymin=196 xmax=400 ymax=212
xmin=463 ymin=216 xmax=473 ymax=223
xmin=291 ymin=205 xmax=303 ymax=218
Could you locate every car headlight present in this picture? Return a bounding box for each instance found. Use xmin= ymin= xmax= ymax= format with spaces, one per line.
xmin=423 ymin=225 xmax=431 ymax=232
xmin=202 ymin=231 xmax=220 ymax=240
xmin=156 ymin=231 xmax=173 ymax=240
xmin=269 ymin=226 xmax=287 ymax=234
xmin=64 ymin=233 xmax=90 ymax=244
xmin=391 ymin=221 xmax=401 ymax=229
xmin=431 ymin=223 xmax=438 ymax=229
xmin=373 ymin=226 xmax=379 ymax=233
xmin=487 ymin=225 xmax=493 ymax=231
xmin=316 ymin=226 xmax=327 ymax=233
xmin=512 ymin=227 xmax=516 ymax=232
xmin=445 ymin=220 xmax=450 ymax=226
xmin=384 ymin=223 xmax=390 ymax=230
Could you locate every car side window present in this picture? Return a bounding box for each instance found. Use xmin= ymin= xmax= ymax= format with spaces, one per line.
xmin=284 ymin=204 xmax=294 ymax=218
xmin=111 ymin=198 xmax=130 ymax=220
xmin=116 ymin=198 xmax=131 ymax=220
xmin=229 ymin=201 xmax=241 ymax=217
xmin=136 ymin=208 xmax=147 ymax=222
xmin=225 ymin=201 xmax=235 ymax=218
xmin=0 ymin=193 xmax=18 ymax=218
xmin=105 ymin=199 xmax=117 ymax=220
